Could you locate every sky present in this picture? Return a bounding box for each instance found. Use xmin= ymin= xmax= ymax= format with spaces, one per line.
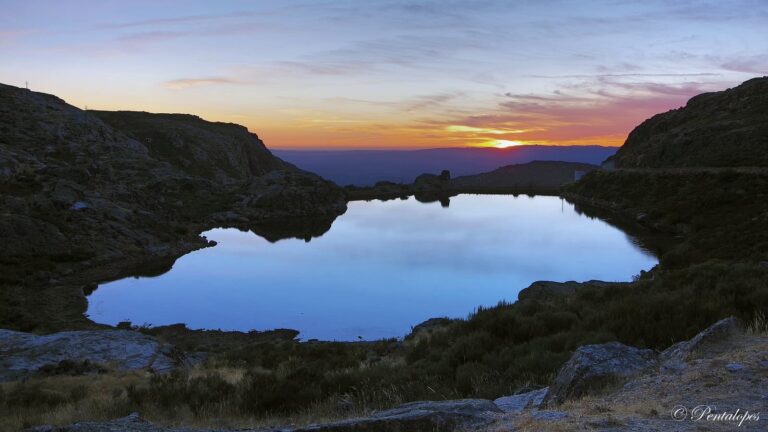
xmin=0 ymin=1 xmax=766 ymax=149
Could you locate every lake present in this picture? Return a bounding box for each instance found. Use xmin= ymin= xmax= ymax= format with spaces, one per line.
xmin=87 ymin=195 xmax=657 ymax=341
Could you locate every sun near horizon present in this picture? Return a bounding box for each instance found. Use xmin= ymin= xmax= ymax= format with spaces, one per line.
xmin=488 ymin=140 xmax=525 ymax=149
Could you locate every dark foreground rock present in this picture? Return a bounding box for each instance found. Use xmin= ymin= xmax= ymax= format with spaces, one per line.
xmin=541 ymin=341 xmax=657 ymax=407
xmin=0 ymin=329 xmax=179 ymax=381
xmin=30 ymin=400 xmax=502 ymax=432
xmin=25 ymin=413 xmax=256 ymax=432
xmin=299 ymin=399 xmax=501 ymax=431
xmin=659 ymin=316 xmax=741 ymax=368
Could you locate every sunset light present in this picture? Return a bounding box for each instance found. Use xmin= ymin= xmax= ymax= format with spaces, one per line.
xmin=445 ymin=125 xmax=526 ymax=135
xmin=490 ymin=140 xmax=525 ymax=148
xmin=0 ymin=1 xmax=762 ymax=151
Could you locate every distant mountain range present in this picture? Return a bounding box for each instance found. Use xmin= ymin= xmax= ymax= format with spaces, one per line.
xmin=274 ymin=145 xmax=617 ymax=186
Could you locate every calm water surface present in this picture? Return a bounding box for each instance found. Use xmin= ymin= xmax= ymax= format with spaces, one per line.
xmin=87 ymin=195 xmax=657 ymax=340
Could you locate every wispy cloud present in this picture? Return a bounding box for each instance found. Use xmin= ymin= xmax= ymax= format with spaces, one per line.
xmin=525 ymin=72 xmax=722 ymax=79
xmin=275 ymin=32 xmax=493 ymax=77
xmin=400 ymin=92 xmax=466 ymax=112
xmin=423 ymin=77 xmax=729 ymax=146
xmin=114 ymin=22 xmax=261 ymax=46
xmin=97 ymin=11 xmax=260 ymax=30
xmin=164 ymin=77 xmax=243 ymax=90
xmin=719 ymin=55 xmax=768 ymax=74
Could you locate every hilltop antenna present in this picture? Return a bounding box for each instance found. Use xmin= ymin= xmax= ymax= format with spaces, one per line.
xmin=25 ymin=81 xmax=28 ymax=90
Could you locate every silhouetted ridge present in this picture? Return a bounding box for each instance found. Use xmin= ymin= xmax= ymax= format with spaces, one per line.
xmin=607 ymin=76 xmax=768 ymax=168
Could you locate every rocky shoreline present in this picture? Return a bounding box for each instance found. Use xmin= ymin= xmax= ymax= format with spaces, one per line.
xmin=0 ymin=83 xmax=347 ymax=332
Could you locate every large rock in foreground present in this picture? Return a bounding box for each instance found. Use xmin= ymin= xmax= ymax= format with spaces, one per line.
xmin=0 ymin=329 xmax=177 ymax=381
xmin=298 ymin=399 xmax=502 ymax=431
xmin=660 ymin=316 xmax=740 ymax=370
xmin=541 ymin=341 xmax=657 ymax=407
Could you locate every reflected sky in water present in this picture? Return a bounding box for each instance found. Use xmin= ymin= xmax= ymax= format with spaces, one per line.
xmin=87 ymin=195 xmax=657 ymax=340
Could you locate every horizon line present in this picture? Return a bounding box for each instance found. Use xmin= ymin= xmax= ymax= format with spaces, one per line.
xmin=270 ymin=144 xmax=621 ymax=151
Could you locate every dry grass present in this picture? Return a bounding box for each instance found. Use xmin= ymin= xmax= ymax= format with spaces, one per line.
xmin=747 ymin=311 xmax=768 ymax=335
xmin=188 ymin=365 xmax=247 ymax=385
xmin=0 ymin=362 xmax=411 ymax=432
xmin=0 ymin=371 xmax=145 ymax=432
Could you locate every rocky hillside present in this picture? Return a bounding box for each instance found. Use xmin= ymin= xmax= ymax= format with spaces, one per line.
xmin=607 ymin=76 xmax=768 ymax=168
xmin=92 ymin=111 xmax=288 ymax=184
xmin=0 ymin=83 xmax=346 ymax=331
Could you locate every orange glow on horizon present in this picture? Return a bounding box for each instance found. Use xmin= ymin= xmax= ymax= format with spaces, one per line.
xmin=482 ymin=139 xmax=525 ymax=148
xmin=56 ymin=86 xmax=647 ymax=151
xmin=249 ymin=119 xmax=629 ymax=150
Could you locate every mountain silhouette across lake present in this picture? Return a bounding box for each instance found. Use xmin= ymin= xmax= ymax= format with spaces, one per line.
xmin=275 ymin=146 xmax=617 ymax=186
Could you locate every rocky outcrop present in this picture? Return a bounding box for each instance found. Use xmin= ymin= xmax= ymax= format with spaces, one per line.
xmin=539 ymin=317 xmax=743 ymax=409
xmin=517 ymin=280 xmax=619 ymax=302
xmin=502 ymin=318 xmax=765 ymax=431
xmin=659 ymin=316 xmax=741 ymax=371
xmin=92 ymin=111 xmax=288 ymax=184
xmin=0 ymin=329 xmax=180 ymax=381
xmin=541 ymin=341 xmax=657 ymax=407
xmin=413 ymin=170 xmax=451 ymax=191
xmin=608 ymin=76 xmax=768 ymax=168
xmin=494 ymin=388 xmax=548 ymax=414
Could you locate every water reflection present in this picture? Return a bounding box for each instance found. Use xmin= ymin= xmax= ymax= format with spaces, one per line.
xmin=87 ymin=195 xmax=658 ymax=341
